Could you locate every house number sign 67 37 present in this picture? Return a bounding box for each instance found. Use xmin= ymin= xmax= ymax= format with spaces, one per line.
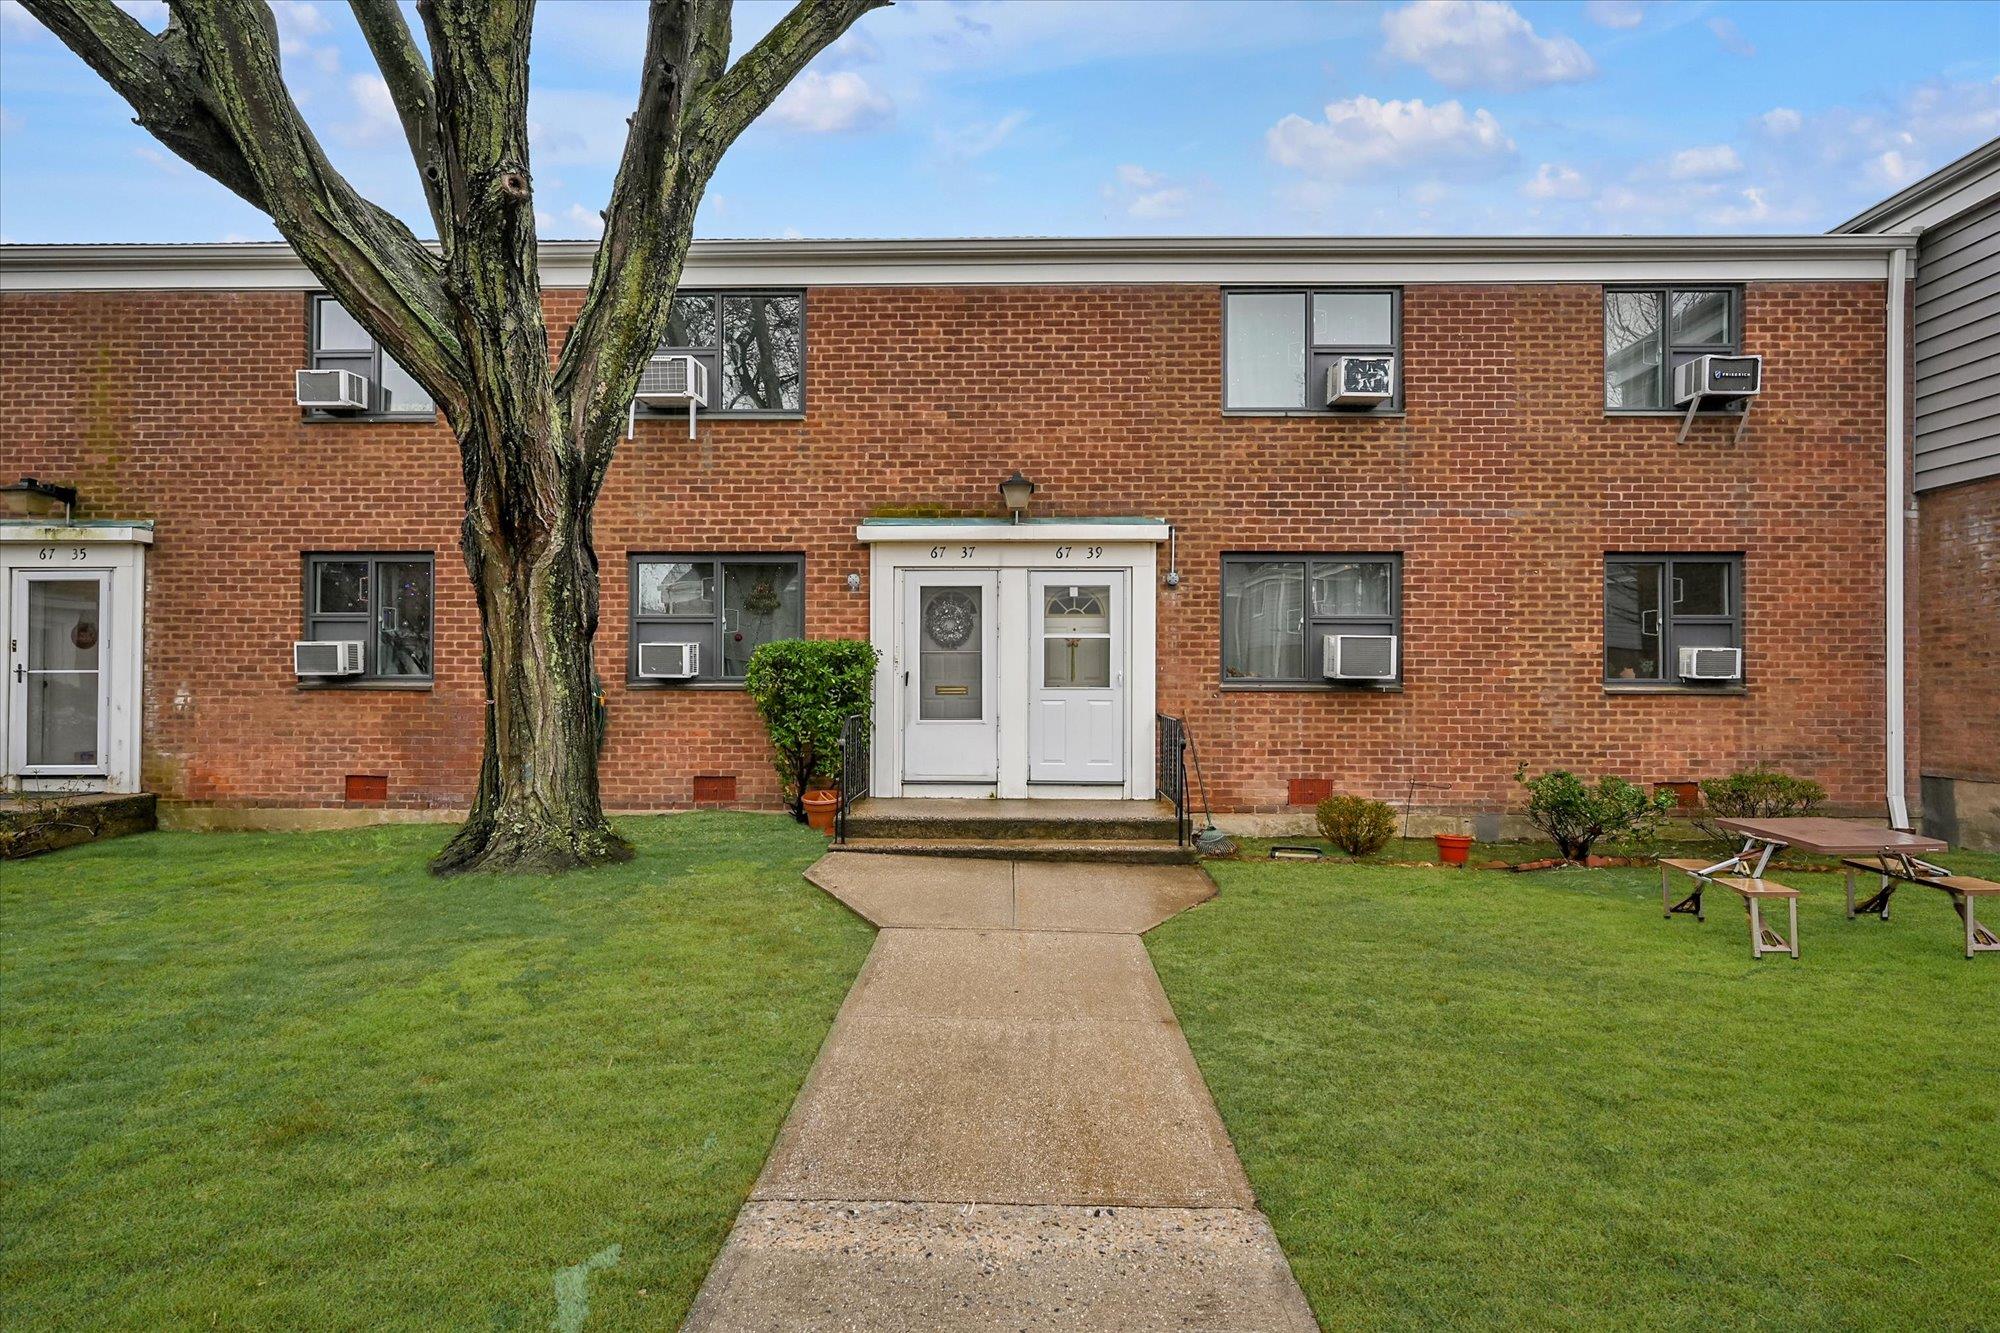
xmin=927 ymin=546 xmax=978 ymax=558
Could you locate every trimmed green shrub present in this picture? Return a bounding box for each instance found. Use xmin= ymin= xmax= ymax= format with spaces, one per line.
xmin=1700 ymin=765 xmax=1826 ymax=819
xmin=1316 ymin=794 xmax=1398 ymax=857
xmin=743 ymin=638 xmax=879 ymax=821
xmin=1515 ymin=766 xmax=1675 ymax=862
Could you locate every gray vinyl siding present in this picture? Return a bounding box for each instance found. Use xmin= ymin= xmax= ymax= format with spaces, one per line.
xmin=1914 ymin=194 xmax=2000 ymax=492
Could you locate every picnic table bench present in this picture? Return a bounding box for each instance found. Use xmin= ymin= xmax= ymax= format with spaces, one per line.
xmin=1660 ymin=857 xmax=1800 ymax=959
xmin=1841 ymin=860 xmax=2000 ymax=958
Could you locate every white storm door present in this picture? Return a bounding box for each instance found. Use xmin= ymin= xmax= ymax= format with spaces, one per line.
xmin=901 ymin=571 xmax=999 ymax=783
xmin=1029 ymin=570 xmax=1125 ymax=785
xmin=8 ymin=570 xmax=112 ymax=777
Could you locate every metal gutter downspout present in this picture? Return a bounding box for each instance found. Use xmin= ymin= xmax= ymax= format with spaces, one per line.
xmin=1885 ymin=244 xmax=1911 ymax=829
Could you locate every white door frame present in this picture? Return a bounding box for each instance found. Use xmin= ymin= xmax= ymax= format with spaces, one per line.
xmin=0 ymin=523 xmax=151 ymax=795
xmin=1028 ymin=568 xmax=1127 ymax=785
xmin=8 ymin=567 xmax=112 ymax=777
xmin=898 ymin=568 xmax=1000 ymax=783
xmin=861 ymin=519 xmax=1167 ymax=800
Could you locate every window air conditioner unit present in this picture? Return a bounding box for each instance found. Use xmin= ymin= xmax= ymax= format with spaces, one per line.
xmin=1678 ymin=645 xmax=1742 ymax=681
xmin=295 ymin=368 xmax=371 ymax=411
xmin=1326 ymin=355 xmax=1395 ymax=408
xmin=637 ymin=641 xmax=700 ymax=680
xmin=294 ymin=640 xmax=364 ymax=677
xmin=1324 ymin=633 xmax=1398 ymax=681
xmin=630 ymin=354 xmax=710 ymax=439
xmin=1672 ymin=353 xmax=1762 ymax=407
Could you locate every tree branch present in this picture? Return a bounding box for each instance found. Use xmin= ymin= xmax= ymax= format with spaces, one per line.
xmin=348 ymin=0 xmax=449 ymax=242
xmin=686 ymin=0 xmax=888 ymax=171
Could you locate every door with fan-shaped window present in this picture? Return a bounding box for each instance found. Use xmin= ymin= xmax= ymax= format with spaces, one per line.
xmin=900 ymin=571 xmax=999 ymax=783
xmin=1029 ymin=570 xmax=1125 ymax=784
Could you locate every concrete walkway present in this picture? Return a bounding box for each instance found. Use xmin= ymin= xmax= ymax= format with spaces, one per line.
xmin=684 ymin=854 xmax=1316 ymax=1331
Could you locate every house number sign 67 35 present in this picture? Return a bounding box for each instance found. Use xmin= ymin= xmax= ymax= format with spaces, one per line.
xmin=37 ymin=547 xmax=88 ymax=561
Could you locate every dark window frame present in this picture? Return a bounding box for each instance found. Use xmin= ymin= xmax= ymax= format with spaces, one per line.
xmin=1602 ymin=285 xmax=1744 ymax=413
xmin=1602 ymin=552 xmax=1744 ymax=686
xmin=304 ymin=294 xmax=439 ymax=422
xmin=300 ymin=551 xmax=436 ymax=686
xmin=626 ymin=552 xmax=806 ymax=687
xmin=1221 ymin=287 xmax=1404 ymax=415
xmin=641 ymin=289 xmax=808 ymax=419
xmin=1220 ymin=552 xmax=1403 ymax=689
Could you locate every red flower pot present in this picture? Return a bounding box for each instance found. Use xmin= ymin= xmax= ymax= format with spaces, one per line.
xmin=1434 ymin=833 xmax=1473 ymax=866
xmin=802 ymin=788 xmax=839 ymax=836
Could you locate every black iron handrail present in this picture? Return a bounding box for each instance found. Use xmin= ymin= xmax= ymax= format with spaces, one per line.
xmin=835 ymin=712 xmax=870 ymax=844
xmin=1157 ymin=713 xmax=1192 ymax=848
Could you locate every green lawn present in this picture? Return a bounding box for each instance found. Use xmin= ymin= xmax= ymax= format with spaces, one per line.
xmin=1 ymin=814 xmax=872 ymax=1331
xmin=1149 ymin=844 xmax=2000 ymax=1331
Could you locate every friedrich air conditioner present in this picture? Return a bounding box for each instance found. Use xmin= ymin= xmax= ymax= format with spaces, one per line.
xmin=637 ymin=641 xmax=700 ymax=680
xmin=1326 ymin=355 xmax=1395 ymax=408
xmin=295 ymin=368 xmax=371 ymax=411
xmin=630 ymin=354 xmax=710 ymax=439
xmin=1672 ymin=354 xmax=1762 ymax=406
xmin=294 ymin=640 xmax=364 ymax=677
xmin=1678 ymin=645 xmax=1742 ymax=681
xmin=1324 ymin=633 xmax=1398 ymax=681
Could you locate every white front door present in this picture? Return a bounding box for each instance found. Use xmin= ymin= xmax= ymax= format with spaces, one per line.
xmin=8 ymin=569 xmax=112 ymax=777
xmin=901 ymin=570 xmax=999 ymax=783
xmin=1029 ymin=570 xmax=1125 ymax=784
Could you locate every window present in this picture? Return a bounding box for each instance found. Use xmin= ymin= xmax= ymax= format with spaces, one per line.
xmin=1221 ymin=554 xmax=1401 ymax=685
xmin=302 ymin=553 xmax=434 ymax=681
xmin=1603 ymin=286 xmax=1741 ymax=410
xmin=1604 ymin=554 xmax=1742 ymax=684
xmin=306 ymin=295 xmax=436 ymax=418
xmin=1223 ymin=288 xmax=1400 ymax=412
xmin=651 ymin=291 xmax=805 ymax=414
xmin=629 ymin=555 xmax=803 ymax=683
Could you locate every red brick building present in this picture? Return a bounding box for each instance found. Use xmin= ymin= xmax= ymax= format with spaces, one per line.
xmin=0 ymin=234 xmax=1930 ymax=831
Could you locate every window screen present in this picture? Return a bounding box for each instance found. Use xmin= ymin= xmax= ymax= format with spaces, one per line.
xmin=629 ymin=555 xmax=804 ymax=682
xmin=303 ymin=553 xmax=434 ymax=681
xmin=1222 ymin=554 xmax=1401 ymax=684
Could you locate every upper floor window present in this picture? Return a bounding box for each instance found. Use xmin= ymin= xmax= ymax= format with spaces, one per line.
xmin=1604 ymin=554 xmax=1743 ymax=684
xmin=1223 ymin=288 xmax=1401 ymax=413
xmin=303 ymin=552 xmax=434 ymax=682
xmin=628 ymin=554 xmax=804 ymax=684
xmin=307 ymin=295 xmax=436 ymax=419
xmin=1222 ymin=553 xmax=1402 ymax=685
xmin=655 ymin=291 xmax=805 ymax=414
xmin=1603 ymin=287 xmax=1740 ymax=410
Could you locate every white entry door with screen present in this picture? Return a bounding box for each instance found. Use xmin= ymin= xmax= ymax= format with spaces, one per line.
xmin=8 ymin=570 xmax=112 ymax=777
xmin=901 ymin=571 xmax=999 ymax=782
xmin=1029 ymin=570 xmax=1125 ymax=784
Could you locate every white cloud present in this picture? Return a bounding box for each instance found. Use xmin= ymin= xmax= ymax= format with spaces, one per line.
xmin=339 ymin=73 xmax=402 ymax=147
xmin=1708 ymin=17 xmax=1756 ymax=58
xmin=1522 ymin=162 xmax=1588 ymax=199
xmin=269 ymin=0 xmax=340 ymax=76
xmin=1667 ymin=145 xmax=1742 ymax=180
xmin=1102 ymin=163 xmax=1194 ymax=220
xmin=1760 ymin=108 xmax=1802 ymax=136
xmin=1380 ymin=1 xmax=1595 ymax=92
xmin=0 ymin=2 xmax=45 ymax=38
xmin=768 ymin=70 xmax=893 ymax=134
xmin=933 ymin=111 xmax=1027 ymax=163
xmin=1583 ymin=1 xmax=1645 ymax=28
xmin=559 ymin=203 xmax=602 ymax=239
xmin=114 ymin=0 xmax=167 ymax=28
xmin=1709 ymin=187 xmax=1772 ymax=227
xmin=1268 ymin=95 xmax=1514 ymax=178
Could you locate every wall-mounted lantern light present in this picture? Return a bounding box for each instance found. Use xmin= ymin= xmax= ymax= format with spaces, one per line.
xmin=1 ymin=476 xmax=78 ymax=520
xmin=998 ymin=470 xmax=1036 ymax=523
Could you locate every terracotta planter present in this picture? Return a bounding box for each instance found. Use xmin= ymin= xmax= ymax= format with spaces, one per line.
xmin=1434 ymin=833 xmax=1474 ymax=866
xmin=802 ymin=788 xmax=839 ymax=836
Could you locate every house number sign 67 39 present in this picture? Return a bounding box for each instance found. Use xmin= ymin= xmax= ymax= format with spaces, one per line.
xmin=1053 ymin=546 xmax=1103 ymax=560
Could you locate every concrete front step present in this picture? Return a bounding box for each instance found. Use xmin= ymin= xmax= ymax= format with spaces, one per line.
xmin=831 ymin=838 xmax=1195 ymax=866
xmin=844 ymin=797 xmax=1181 ymax=843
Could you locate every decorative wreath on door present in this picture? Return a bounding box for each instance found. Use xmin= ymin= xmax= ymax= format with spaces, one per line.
xmin=923 ymin=590 xmax=977 ymax=649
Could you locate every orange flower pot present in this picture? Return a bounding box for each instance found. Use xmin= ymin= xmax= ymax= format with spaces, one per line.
xmin=1434 ymin=833 xmax=1473 ymax=866
xmin=802 ymin=788 xmax=839 ymax=835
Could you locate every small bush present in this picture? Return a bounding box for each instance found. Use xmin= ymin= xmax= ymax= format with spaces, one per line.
xmin=743 ymin=638 xmax=879 ymax=821
xmin=1700 ymin=765 xmax=1826 ymax=819
xmin=1514 ymin=766 xmax=1674 ymax=862
xmin=1315 ymin=794 xmax=1398 ymax=856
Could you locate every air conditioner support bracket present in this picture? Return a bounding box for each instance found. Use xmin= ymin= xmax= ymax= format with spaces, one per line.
xmin=625 ymin=400 xmax=702 ymax=441
xmin=1676 ymin=399 xmax=1753 ymax=446
xmin=1733 ymin=400 xmax=1753 ymax=445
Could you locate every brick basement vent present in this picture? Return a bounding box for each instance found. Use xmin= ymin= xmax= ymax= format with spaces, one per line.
xmin=344 ymin=774 xmax=389 ymax=803
xmin=1288 ymin=778 xmax=1333 ymax=807
xmin=692 ymin=774 xmax=738 ymax=804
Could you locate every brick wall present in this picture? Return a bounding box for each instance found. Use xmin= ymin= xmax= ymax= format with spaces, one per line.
xmin=0 ymin=279 xmax=1897 ymax=815
xmin=1917 ymin=476 xmax=1999 ymax=784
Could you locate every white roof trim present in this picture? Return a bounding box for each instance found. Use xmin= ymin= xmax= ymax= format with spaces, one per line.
xmin=858 ymin=519 xmax=1170 ymax=544
xmin=0 ymin=522 xmax=154 ymax=545
xmin=0 ymin=234 xmax=1912 ymax=293
xmin=1835 ymin=136 xmax=2000 ymax=235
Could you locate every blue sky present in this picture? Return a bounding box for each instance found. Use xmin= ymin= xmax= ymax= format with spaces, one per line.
xmin=1 ymin=0 xmax=1996 ymax=243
